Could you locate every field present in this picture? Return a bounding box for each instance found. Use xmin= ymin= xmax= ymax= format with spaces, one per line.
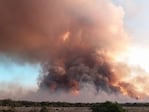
xmin=124 ymin=106 xmax=149 ymax=112
xmin=0 ymin=107 xmax=91 ymax=112
xmin=1 ymin=106 xmax=149 ymax=112
xmin=1 ymin=100 xmax=149 ymax=112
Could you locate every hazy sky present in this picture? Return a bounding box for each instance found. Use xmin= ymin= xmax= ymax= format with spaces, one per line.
xmin=113 ymin=0 xmax=149 ymax=46
xmin=0 ymin=0 xmax=149 ymax=92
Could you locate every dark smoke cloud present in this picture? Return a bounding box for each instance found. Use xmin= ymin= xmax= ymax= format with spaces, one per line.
xmin=36 ymin=0 xmax=129 ymax=95
xmin=39 ymin=51 xmax=119 ymax=94
xmin=0 ymin=0 xmax=134 ymax=100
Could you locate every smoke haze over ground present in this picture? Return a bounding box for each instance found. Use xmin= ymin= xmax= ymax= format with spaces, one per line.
xmin=1 ymin=0 xmax=147 ymax=102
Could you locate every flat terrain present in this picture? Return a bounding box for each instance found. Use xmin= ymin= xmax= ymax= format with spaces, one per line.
xmin=1 ymin=106 xmax=149 ymax=112
xmin=124 ymin=106 xmax=149 ymax=112
xmin=0 ymin=107 xmax=91 ymax=112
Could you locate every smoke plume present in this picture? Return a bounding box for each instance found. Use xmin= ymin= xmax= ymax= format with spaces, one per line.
xmin=1 ymin=0 xmax=143 ymax=100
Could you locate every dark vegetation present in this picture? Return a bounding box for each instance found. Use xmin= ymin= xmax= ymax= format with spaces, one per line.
xmin=0 ymin=99 xmax=91 ymax=107
xmin=0 ymin=99 xmax=149 ymax=107
xmin=39 ymin=106 xmax=48 ymax=112
xmin=2 ymin=99 xmax=149 ymax=112
xmin=91 ymin=101 xmax=126 ymax=112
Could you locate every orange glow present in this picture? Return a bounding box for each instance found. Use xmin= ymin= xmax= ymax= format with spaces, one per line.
xmin=109 ymin=25 xmax=118 ymax=34
xmin=119 ymin=86 xmax=128 ymax=96
xmin=62 ymin=31 xmax=70 ymax=42
xmin=69 ymin=80 xmax=79 ymax=96
xmin=113 ymin=45 xmax=149 ymax=98
xmin=71 ymin=89 xmax=80 ymax=96
xmin=116 ymin=46 xmax=149 ymax=72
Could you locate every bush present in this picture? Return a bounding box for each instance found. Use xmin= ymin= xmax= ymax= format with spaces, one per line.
xmin=40 ymin=106 xmax=48 ymax=112
xmin=91 ymin=101 xmax=126 ymax=112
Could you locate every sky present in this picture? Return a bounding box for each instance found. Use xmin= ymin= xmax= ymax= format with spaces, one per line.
xmin=0 ymin=0 xmax=149 ymax=98
xmin=0 ymin=55 xmax=40 ymax=89
xmin=113 ymin=0 xmax=149 ymax=46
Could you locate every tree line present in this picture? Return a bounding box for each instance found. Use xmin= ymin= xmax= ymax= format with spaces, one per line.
xmin=0 ymin=99 xmax=91 ymax=107
xmin=0 ymin=99 xmax=148 ymax=107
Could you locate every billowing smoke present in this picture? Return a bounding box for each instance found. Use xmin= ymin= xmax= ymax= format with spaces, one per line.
xmin=1 ymin=0 xmax=142 ymax=100
xmin=0 ymin=0 xmax=127 ymax=60
xmin=40 ymin=51 xmax=117 ymax=94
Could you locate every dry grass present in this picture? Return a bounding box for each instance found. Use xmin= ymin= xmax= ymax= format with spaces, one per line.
xmin=1 ymin=106 xmax=149 ymax=112
xmin=124 ymin=106 xmax=149 ymax=112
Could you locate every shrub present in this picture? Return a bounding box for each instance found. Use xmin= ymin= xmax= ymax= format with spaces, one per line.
xmin=91 ymin=101 xmax=126 ymax=112
xmin=40 ymin=106 xmax=48 ymax=112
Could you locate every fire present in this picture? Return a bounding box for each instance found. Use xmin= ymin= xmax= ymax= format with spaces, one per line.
xmin=118 ymin=85 xmax=129 ymax=96
xmin=71 ymin=89 xmax=80 ymax=96
xmin=69 ymin=80 xmax=79 ymax=96
xmin=62 ymin=31 xmax=70 ymax=42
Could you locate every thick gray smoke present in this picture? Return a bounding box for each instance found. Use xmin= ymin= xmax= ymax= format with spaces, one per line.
xmin=39 ymin=49 xmax=119 ymax=94
xmin=0 ymin=0 xmax=136 ymax=100
xmin=36 ymin=0 xmax=128 ymax=94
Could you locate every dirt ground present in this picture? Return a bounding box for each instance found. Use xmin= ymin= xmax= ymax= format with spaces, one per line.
xmin=124 ymin=106 xmax=149 ymax=112
xmin=1 ymin=106 xmax=149 ymax=112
